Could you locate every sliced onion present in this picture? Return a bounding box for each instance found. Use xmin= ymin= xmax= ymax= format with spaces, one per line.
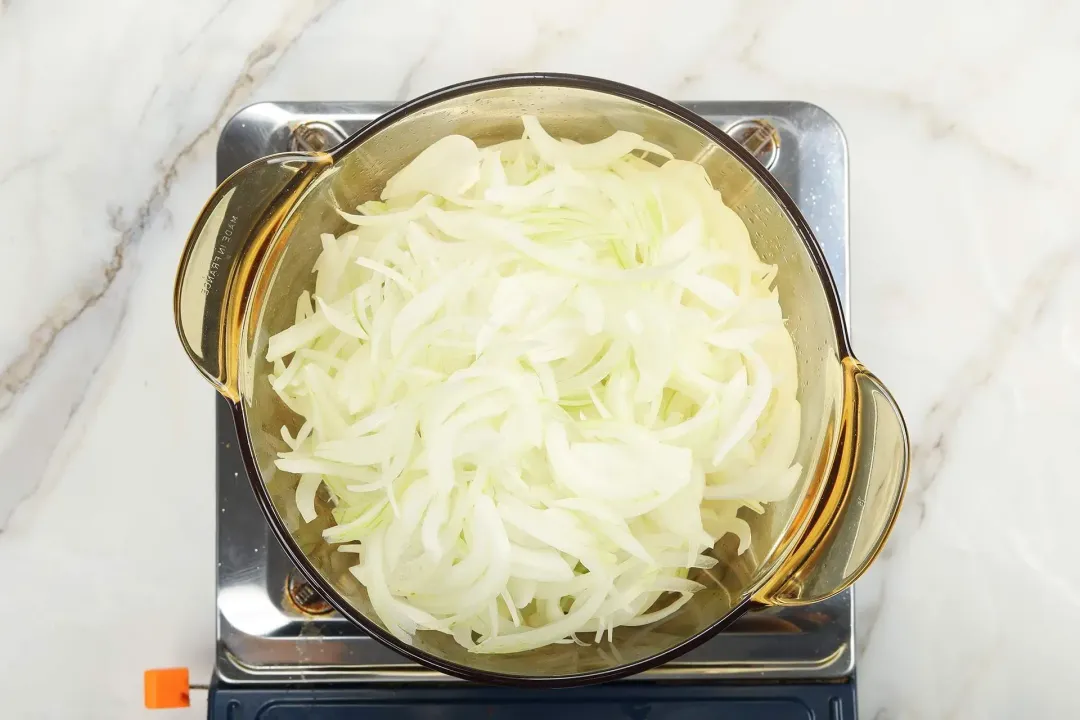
xmin=266 ymin=115 xmax=801 ymax=654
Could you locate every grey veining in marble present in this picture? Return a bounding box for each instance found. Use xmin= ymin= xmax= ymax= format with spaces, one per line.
xmin=1 ymin=1 xmax=1078 ymax=717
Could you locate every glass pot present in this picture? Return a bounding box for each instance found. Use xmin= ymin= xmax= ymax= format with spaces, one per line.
xmin=174 ymin=74 xmax=909 ymax=686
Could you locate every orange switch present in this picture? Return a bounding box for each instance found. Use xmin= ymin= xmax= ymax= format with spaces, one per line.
xmin=144 ymin=667 xmax=190 ymax=709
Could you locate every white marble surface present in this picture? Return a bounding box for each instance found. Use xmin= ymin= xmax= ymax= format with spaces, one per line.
xmin=1 ymin=0 xmax=1078 ymax=717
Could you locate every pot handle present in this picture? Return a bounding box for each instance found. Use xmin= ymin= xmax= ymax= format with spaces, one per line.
xmin=173 ymin=152 xmax=330 ymax=401
xmin=754 ymin=357 xmax=910 ymax=606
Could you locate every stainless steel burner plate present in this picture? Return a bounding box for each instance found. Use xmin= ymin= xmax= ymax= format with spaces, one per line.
xmin=213 ymin=101 xmax=851 ymax=685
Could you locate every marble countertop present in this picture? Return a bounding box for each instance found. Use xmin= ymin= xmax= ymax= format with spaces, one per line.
xmin=2 ymin=0 xmax=1078 ymax=717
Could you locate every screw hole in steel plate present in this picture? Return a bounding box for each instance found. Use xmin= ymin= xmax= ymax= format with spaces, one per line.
xmin=289 ymin=120 xmax=348 ymax=153
xmin=724 ymin=118 xmax=781 ymax=171
xmin=285 ymin=572 xmax=334 ymax=616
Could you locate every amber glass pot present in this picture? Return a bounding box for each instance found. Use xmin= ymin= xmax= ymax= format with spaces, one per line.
xmin=175 ymin=74 xmax=909 ymax=686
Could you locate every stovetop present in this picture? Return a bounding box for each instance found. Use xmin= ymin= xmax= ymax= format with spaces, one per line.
xmin=212 ymin=100 xmax=852 ymax=687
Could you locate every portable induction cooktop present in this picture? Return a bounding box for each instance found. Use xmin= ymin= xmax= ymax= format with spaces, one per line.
xmin=203 ymin=100 xmax=855 ymax=719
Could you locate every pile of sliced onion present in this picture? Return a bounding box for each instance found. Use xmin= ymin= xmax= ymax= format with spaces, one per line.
xmin=266 ymin=115 xmax=801 ymax=654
